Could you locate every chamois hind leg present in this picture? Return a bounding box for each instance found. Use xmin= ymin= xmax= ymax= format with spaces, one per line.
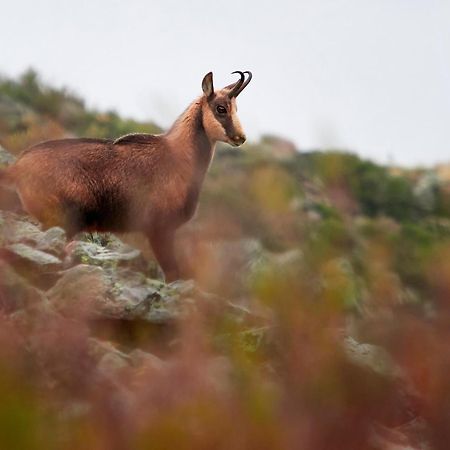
xmin=61 ymin=204 xmax=86 ymax=240
xmin=147 ymin=228 xmax=180 ymax=283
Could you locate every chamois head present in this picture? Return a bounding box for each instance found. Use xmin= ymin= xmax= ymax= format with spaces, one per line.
xmin=201 ymin=71 xmax=252 ymax=147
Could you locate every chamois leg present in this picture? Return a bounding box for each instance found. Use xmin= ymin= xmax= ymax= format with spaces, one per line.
xmin=148 ymin=229 xmax=180 ymax=283
xmin=61 ymin=203 xmax=85 ymax=240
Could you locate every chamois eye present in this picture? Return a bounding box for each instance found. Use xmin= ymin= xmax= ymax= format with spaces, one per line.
xmin=216 ymin=105 xmax=227 ymax=115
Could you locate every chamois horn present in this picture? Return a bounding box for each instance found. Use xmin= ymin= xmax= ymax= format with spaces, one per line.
xmin=228 ymin=71 xmax=252 ymax=98
xmin=227 ymin=71 xmax=245 ymax=98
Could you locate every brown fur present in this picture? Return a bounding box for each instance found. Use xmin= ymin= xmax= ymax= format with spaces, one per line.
xmin=1 ymin=72 xmax=251 ymax=281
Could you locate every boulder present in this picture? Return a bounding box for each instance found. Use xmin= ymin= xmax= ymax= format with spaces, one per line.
xmin=47 ymin=264 xmax=181 ymax=323
xmin=0 ymin=210 xmax=67 ymax=255
xmin=46 ymin=265 xmax=109 ymax=319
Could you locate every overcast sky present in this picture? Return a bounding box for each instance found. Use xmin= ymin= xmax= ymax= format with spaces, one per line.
xmin=1 ymin=0 xmax=449 ymax=166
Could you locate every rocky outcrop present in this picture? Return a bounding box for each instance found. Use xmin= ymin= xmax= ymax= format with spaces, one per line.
xmin=0 ymin=206 xmax=429 ymax=449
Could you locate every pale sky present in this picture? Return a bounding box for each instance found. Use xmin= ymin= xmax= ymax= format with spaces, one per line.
xmin=1 ymin=0 xmax=449 ymax=166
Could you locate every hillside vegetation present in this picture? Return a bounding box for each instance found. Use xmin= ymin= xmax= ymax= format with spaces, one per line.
xmin=0 ymin=69 xmax=161 ymax=152
xmin=1 ymin=70 xmax=450 ymax=449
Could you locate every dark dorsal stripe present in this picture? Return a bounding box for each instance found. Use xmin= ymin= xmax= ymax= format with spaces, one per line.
xmin=113 ymin=133 xmax=159 ymax=145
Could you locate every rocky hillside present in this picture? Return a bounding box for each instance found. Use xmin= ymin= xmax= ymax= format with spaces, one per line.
xmin=1 ymin=71 xmax=450 ymax=449
xmin=0 ymin=173 xmax=431 ymax=449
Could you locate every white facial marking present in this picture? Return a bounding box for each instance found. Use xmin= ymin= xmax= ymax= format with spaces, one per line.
xmin=202 ymin=91 xmax=245 ymax=146
xmin=229 ymin=98 xmax=244 ymax=139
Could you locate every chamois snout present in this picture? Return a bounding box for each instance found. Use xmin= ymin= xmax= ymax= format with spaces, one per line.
xmin=231 ymin=134 xmax=246 ymax=146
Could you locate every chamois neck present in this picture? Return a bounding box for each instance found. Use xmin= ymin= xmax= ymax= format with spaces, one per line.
xmin=166 ymin=99 xmax=202 ymax=142
xmin=165 ymin=98 xmax=215 ymax=169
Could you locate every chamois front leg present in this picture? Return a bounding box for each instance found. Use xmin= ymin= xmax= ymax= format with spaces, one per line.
xmin=147 ymin=228 xmax=180 ymax=283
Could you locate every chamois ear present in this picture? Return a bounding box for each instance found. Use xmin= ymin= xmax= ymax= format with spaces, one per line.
xmin=202 ymin=72 xmax=214 ymax=99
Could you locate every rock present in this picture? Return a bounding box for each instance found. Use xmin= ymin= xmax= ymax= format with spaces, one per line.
xmin=88 ymin=338 xmax=129 ymax=362
xmin=0 ymin=212 xmax=65 ymax=286
xmin=0 ymin=260 xmax=45 ymax=312
xmin=0 ymin=145 xmax=16 ymax=168
xmin=109 ymin=268 xmax=183 ymax=323
xmin=128 ymin=349 xmax=165 ymax=371
xmin=0 ymin=243 xmax=62 ymax=287
xmin=0 ymin=211 xmax=41 ymax=245
xmin=111 ymin=269 xmax=155 ymax=304
xmin=98 ymin=351 xmax=130 ymax=374
xmin=343 ymin=336 xmax=401 ymax=378
xmin=370 ymin=420 xmax=430 ymax=450
xmin=65 ymin=233 xmax=146 ymax=271
xmin=9 ymin=300 xmax=63 ymax=331
xmin=89 ymin=339 xmax=166 ymax=389
xmin=47 ymin=264 xmax=181 ymax=323
xmin=47 ymin=265 xmax=110 ymax=319
xmin=0 ymin=211 xmax=66 ymax=256
xmin=4 ymin=243 xmax=61 ymax=267
xmin=36 ymin=227 xmax=67 ymax=255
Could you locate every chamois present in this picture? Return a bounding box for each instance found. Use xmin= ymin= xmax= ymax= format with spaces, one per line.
xmin=0 ymin=71 xmax=252 ymax=282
